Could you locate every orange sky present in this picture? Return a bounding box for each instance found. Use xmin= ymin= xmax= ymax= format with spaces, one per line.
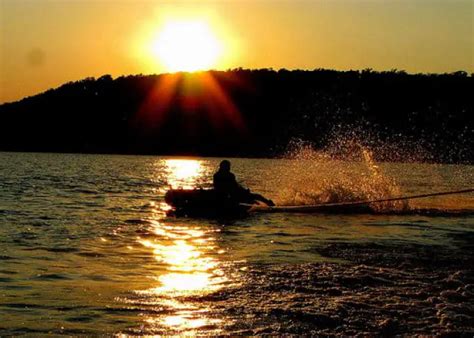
xmin=1 ymin=0 xmax=472 ymax=103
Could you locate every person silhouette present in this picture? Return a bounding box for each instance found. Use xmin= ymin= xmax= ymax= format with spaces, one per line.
xmin=213 ymin=160 xmax=275 ymax=206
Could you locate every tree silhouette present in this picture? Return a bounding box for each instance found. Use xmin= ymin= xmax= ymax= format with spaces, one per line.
xmin=0 ymin=69 xmax=472 ymax=163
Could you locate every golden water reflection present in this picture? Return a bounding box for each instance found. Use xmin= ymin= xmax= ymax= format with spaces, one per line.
xmin=137 ymin=220 xmax=228 ymax=333
xmin=164 ymin=158 xmax=207 ymax=189
xmin=135 ymin=159 xmax=229 ymax=334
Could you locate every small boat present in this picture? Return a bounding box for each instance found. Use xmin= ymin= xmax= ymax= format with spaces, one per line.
xmin=165 ymin=187 xmax=474 ymax=217
xmin=164 ymin=188 xmax=373 ymax=217
xmin=164 ymin=188 xmax=255 ymax=217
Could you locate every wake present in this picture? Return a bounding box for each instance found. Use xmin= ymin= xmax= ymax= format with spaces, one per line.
xmin=251 ymin=188 xmax=474 ymax=217
xmin=267 ymin=137 xmax=473 ymax=216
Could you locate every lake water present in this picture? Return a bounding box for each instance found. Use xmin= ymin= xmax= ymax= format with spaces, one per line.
xmin=0 ymin=152 xmax=473 ymax=335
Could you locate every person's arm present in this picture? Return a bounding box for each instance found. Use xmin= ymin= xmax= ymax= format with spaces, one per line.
xmin=231 ymin=173 xmax=246 ymax=190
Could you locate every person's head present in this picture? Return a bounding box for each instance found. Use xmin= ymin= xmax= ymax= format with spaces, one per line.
xmin=219 ymin=160 xmax=231 ymax=172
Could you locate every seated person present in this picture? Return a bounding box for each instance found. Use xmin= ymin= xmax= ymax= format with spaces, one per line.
xmin=213 ymin=160 xmax=275 ymax=206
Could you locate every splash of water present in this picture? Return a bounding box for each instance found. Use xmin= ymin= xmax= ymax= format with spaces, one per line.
xmin=277 ymin=137 xmax=409 ymax=212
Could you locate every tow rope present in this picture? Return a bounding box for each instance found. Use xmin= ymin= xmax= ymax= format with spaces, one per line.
xmin=247 ymin=188 xmax=474 ymax=212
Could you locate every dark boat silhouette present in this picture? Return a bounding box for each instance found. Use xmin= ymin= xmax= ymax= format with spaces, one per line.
xmin=165 ymin=188 xmax=255 ymax=217
xmin=165 ymin=188 xmax=473 ymax=218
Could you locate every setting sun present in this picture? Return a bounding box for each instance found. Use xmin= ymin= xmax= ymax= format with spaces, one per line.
xmin=152 ymin=20 xmax=222 ymax=72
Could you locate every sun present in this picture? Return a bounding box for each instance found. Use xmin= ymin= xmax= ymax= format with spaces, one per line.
xmin=152 ymin=20 xmax=222 ymax=72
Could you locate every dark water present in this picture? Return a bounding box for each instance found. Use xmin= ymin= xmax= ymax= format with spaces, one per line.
xmin=0 ymin=152 xmax=473 ymax=335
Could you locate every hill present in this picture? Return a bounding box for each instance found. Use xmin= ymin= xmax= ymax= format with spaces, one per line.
xmin=0 ymin=69 xmax=472 ymax=163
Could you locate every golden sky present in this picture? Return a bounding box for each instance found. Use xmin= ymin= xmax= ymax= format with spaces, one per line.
xmin=1 ymin=0 xmax=472 ymax=103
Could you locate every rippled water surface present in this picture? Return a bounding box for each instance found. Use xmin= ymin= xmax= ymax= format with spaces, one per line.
xmin=0 ymin=152 xmax=473 ymax=335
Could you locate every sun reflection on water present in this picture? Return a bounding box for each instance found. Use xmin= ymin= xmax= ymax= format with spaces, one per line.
xmin=131 ymin=159 xmax=231 ymax=334
xmin=136 ymin=220 xmax=228 ymax=333
xmin=164 ymin=158 xmax=206 ymax=189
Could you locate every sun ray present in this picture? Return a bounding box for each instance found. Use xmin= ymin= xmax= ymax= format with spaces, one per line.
xmin=191 ymin=72 xmax=245 ymax=130
xmin=132 ymin=72 xmax=246 ymax=136
xmin=132 ymin=73 xmax=180 ymax=132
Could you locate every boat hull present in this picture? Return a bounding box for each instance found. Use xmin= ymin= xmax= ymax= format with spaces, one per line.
xmin=165 ymin=189 xmax=252 ymax=218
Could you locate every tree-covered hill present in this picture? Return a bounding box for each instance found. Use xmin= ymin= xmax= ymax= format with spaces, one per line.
xmin=0 ymin=69 xmax=472 ymax=163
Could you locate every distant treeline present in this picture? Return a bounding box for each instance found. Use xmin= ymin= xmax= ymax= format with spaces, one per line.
xmin=0 ymin=69 xmax=472 ymax=163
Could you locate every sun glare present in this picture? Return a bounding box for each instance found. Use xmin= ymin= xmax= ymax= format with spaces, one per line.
xmin=152 ymin=20 xmax=222 ymax=72
xmin=165 ymin=159 xmax=204 ymax=189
